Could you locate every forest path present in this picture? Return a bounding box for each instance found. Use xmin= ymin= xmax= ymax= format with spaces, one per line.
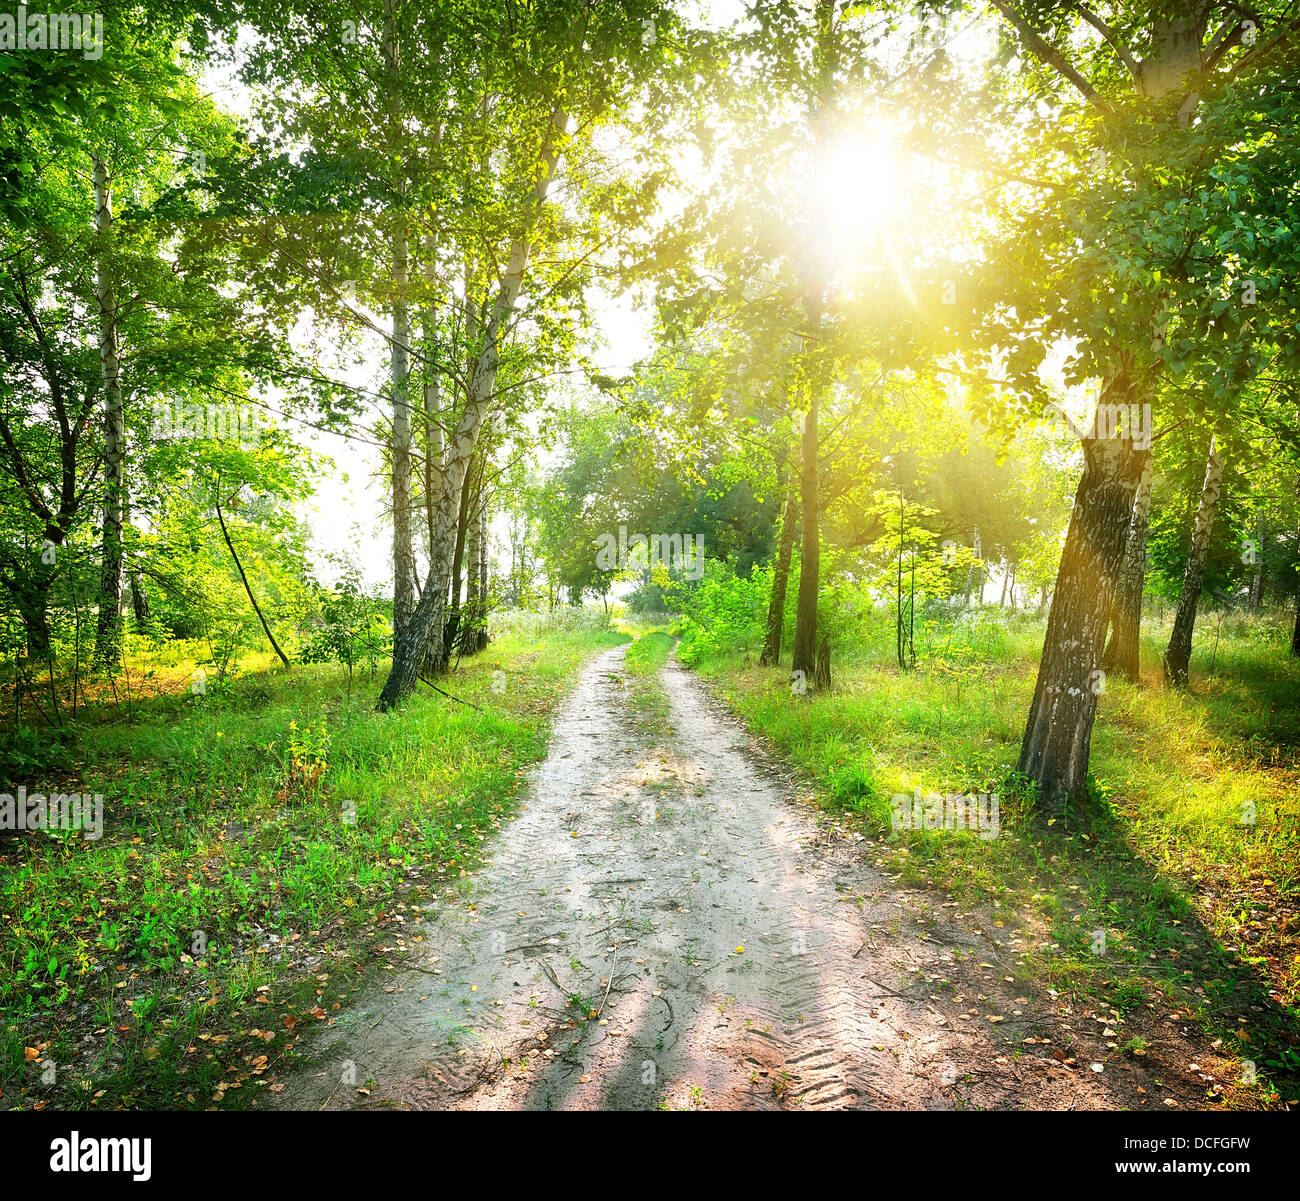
xmin=273 ymin=641 xmax=1199 ymax=1110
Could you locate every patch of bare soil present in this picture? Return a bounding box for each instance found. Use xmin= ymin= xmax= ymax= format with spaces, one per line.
xmin=271 ymin=644 xmax=1228 ymax=1110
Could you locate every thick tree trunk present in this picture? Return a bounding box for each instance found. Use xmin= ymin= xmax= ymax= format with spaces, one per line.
xmin=790 ymin=385 xmax=819 ymax=682
xmin=1017 ymin=371 xmax=1148 ymax=817
xmin=92 ymin=154 xmax=125 ymax=669
xmin=1103 ymin=451 xmax=1153 ymax=681
xmin=791 ymin=0 xmax=833 ymax=688
xmin=1164 ymin=433 xmax=1225 ymax=687
xmin=814 ymin=635 xmax=830 ymax=691
xmin=760 ymin=474 xmax=799 ymax=667
xmin=377 ymin=111 xmax=564 ymax=710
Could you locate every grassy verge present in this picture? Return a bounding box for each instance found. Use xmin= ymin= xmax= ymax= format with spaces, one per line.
xmin=689 ymin=612 xmax=1300 ymax=1107
xmin=620 ymin=629 xmax=675 ymax=736
xmin=0 ymin=624 xmax=625 ymax=1110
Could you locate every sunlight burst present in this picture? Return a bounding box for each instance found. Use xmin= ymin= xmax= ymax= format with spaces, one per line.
xmin=811 ymin=130 xmax=903 ymax=266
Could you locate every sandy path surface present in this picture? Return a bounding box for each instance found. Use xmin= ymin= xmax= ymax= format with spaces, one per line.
xmin=274 ymin=643 xmax=1210 ymax=1110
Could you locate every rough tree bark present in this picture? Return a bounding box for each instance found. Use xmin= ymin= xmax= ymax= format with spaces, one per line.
xmin=814 ymin=635 xmax=831 ymax=691
xmin=1017 ymin=369 xmax=1148 ymax=817
xmin=999 ymin=1 xmax=1207 ymax=814
xmin=1164 ymin=432 xmax=1225 ymax=687
xmin=384 ymin=0 xmax=415 ymax=646
xmin=759 ymin=472 xmax=799 ymax=667
xmin=376 ymin=107 xmax=564 ymax=710
xmin=1103 ymin=450 xmax=1153 ymax=681
xmin=92 ymin=153 xmax=125 ymax=669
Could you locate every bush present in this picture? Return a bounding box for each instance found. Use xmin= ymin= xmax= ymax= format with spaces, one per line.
xmin=674 ymin=561 xmax=767 ymax=667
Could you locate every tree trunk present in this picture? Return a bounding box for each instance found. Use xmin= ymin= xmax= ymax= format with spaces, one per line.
xmin=377 ymin=109 xmax=564 ymax=710
xmin=1248 ymin=512 xmax=1264 ymax=609
xmin=1103 ymin=450 xmax=1153 ymax=681
xmin=215 ymin=491 xmax=291 ymax=669
xmin=1164 ymin=433 xmax=1225 ymax=687
xmin=1292 ymin=591 xmax=1300 ymax=657
xmin=439 ymin=453 xmax=476 ymax=670
xmin=15 ymin=556 xmax=58 ymax=659
xmin=129 ymin=569 xmax=151 ymax=631
xmin=92 ymin=154 xmax=125 ymax=670
xmin=456 ymin=476 xmax=482 ymax=655
xmin=390 ymin=215 xmax=414 ymax=643
xmin=422 ymin=242 xmax=443 ymax=567
xmin=760 ymin=474 xmax=799 ymax=667
xmin=476 ymin=487 xmax=489 ymax=650
xmin=790 ymin=383 xmax=819 ymax=682
xmin=790 ymin=0 xmax=833 ymax=687
xmin=964 ymin=526 xmax=982 ymax=604
xmin=1017 ymin=371 xmax=1148 ymax=818
xmin=814 ymin=635 xmax=830 ymax=691
xmin=384 ymin=0 xmax=414 ymax=647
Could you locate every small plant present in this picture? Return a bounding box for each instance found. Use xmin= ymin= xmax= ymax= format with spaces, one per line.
xmin=276 ymin=718 xmax=330 ymax=802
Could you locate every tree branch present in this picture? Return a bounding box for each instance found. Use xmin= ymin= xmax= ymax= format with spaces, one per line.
xmin=1076 ymin=4 xmax=1143 ymax=82
xmin=989 ymin=0 xmax=1114 ymax=117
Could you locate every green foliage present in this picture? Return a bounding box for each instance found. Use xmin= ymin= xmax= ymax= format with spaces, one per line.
xmin=673 ymin=560 xmax=767 ymax=667
xmin=298 ymin=554 xmax=390 ymax=693
xmin=0 ymin=620 xmax=625 ymax=1107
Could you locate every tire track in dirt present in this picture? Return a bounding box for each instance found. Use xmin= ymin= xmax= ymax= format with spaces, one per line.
xmin=271 ymin=642 xmax=1206 ymax=1110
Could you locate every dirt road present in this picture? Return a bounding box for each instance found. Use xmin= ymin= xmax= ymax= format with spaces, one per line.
xmin=274 ymin=642 xmax=1212 ymax=1110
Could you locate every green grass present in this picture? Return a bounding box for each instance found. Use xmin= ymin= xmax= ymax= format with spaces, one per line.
xmin=0 ymin=621 xmax=625 ymax=1110
xmin=621 ymin=628 xmax=675 ymax=737
xmin=691 ymin=607 xmax=1300 ymax=1108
